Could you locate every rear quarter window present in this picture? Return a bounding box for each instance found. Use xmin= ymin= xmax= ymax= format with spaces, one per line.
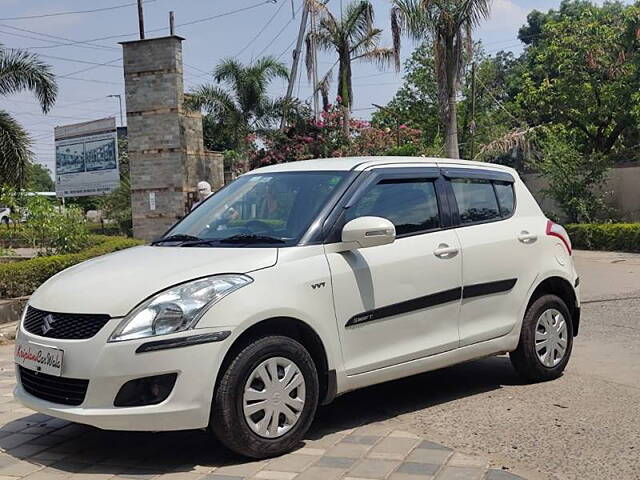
xmin=494 ymin=181 xmax=515 ymax=217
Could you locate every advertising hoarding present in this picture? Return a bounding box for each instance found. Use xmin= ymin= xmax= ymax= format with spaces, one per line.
xmin=55 ymin=117 xmax=120 ymax=197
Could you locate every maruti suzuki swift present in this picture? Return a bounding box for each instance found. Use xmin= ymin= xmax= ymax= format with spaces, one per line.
xmin=14 ymin=157 xmax=580 ymax=458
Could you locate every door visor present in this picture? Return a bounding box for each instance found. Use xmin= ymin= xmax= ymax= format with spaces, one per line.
xmin=441 ymin=168 xmax=515 ymax=183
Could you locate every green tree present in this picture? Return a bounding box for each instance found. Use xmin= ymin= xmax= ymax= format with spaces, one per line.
xmin=188 ymin=56 xmax=289 ymax=151
xmin=515 ymin=0 xmax=640 ymax=158
xmin=0 ymin=44 xmax=57 ymax=187
xmin=308 ymin=0 xmax=395 ymax=110
xmin=390 ymin=0 xmax=491 ymax=158
xmin=535 ymin=127 xmax=612 ymax=223
xmin=26 ymin=163 xmax=54 ymax=191
xmin=371 ymin=41 xmax=441 ymax=146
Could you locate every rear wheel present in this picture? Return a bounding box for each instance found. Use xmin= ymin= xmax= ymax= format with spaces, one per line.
xmin=510 ymin=294 xmax=573 ymax=382
xmin=211 ymin=335 xmax=319 ymax=458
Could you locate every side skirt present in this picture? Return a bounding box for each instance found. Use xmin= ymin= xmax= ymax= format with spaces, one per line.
xmin=340 ymin=330 xmax=520 ymax=394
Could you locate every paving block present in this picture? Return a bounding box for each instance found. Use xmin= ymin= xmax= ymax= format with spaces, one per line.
xmin=436 ymin=466 xmax=484 ymax=480
xmin=348 ymin=459 xmax=400 ymax=479
xmin=265 ymin=454 xmax=317 ymax=473
xmin=446 ymin=453 xmax=487 ymax=469
xmin=326 ymin=441 xmax=373 ymax=459
xmin=369 ymin=437 xmax=420 ymax=458
xmin=485 ymin=469 xmax=526 ymax=480
xmin=199 ymin=475 xmax=244 ymax=480
xmin=295 ymin=466 xmax=351 ymax=480
xmin=254 ymin=470 xmax=298 ymax=480
xmin=405 ymin=449 xmax=451 ymax=465
xmin=213 ymin=461 xmax=267 ymax=477
xmin=315 ymin=456 xmax=358 ymax=469
xmin=395 ymin=462 xmax=440 ymax=476
xmin=342 ymin=436 xmax=380 ymax=446
xmin=414 ymin=442 xmax=451 ymax=452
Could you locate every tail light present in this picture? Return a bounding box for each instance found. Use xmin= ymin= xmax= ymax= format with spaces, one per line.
xmin=546 ymin=220 xmax=572 ymax=255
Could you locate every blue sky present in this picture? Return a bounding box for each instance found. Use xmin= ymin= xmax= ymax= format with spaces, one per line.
xmin=0 ymin=0 xmax=611 ymax=173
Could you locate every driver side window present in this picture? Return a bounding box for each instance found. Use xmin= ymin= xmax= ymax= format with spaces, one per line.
xmin=345 ymin=178 xmax=441 ymax=236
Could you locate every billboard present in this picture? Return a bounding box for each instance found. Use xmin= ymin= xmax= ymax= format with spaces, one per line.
xmin=55 ymin=117 xmax=119 ymax=197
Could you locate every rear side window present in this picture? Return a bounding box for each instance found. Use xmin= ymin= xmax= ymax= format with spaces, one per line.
xmin=494 ymin=181 xmax=515 ymax=217
xmin=451 ymin=179 xmax=501 ymax=224
xmin=346 ymin=178 xmax=440 ymax=235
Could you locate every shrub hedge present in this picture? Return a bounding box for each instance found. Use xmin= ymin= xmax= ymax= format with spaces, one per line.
xmin=566 ymin=223 xmax=640 ymax=253
xmin=0 ymin=235 xmax=143 ymax=299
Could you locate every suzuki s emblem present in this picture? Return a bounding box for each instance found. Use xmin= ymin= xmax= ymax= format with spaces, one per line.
xmin=42 ymin=314 xmax=56 ymax=334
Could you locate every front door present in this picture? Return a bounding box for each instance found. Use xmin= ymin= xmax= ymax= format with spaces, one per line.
xmin=325 ymin=169 xmax=462 ymax=376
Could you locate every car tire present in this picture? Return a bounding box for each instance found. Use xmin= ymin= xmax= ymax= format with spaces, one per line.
xmin=1 ymin=217 xmax=8 ymax=225
xmin=211 ymin=335 xmax=319 ymax=458
xmin=510 ymin=294 xmax=574 ymax=383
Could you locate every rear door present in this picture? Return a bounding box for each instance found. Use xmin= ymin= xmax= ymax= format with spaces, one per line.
xmin=442 ymin=166 xmax=540 ymax=346
xmin=325 ymin=167 xmax=462 ymax=376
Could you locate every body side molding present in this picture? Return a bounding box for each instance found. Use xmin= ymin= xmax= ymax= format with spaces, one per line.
xmin=345 ymin=278 xmax=518 ymax=328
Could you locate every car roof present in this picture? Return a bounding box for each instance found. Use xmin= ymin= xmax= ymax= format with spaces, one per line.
xmin=250 ymin=156 xmax=516 ymax=175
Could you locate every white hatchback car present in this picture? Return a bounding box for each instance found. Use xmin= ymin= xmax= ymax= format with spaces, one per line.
xmin=14 ymin=157 xmax=579 ymax=458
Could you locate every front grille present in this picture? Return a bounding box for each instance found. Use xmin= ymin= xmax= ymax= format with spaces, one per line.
xmin=23 ymin=307 xmax=111 ymax=340
xmin=18 ymin=366 xmax=89 ymax=406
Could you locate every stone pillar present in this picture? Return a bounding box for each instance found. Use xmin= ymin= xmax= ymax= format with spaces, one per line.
xmin=121 ymin=36 xmax=223 ymax=241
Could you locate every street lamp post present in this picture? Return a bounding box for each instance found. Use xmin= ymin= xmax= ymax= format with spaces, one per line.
xmin=107 ymin=94 xmax=124 ymax=127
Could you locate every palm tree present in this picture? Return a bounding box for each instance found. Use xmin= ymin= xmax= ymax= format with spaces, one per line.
xmin=307 ymin=0 xmax=396 ymax=111
xmin=0 ymin=45 xmax=57 ymax=187
xmin=391 ymin=0 xmax=491 ymax=158
xmin=188 ymin=56 xmax=289 ymax=150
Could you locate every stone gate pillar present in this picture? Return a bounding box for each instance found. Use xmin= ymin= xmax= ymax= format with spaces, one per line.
xmin=120 ymin=35 xmax=222 ymax=241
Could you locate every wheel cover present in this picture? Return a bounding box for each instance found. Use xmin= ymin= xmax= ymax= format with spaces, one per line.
xmin=243 ymin=356 xmax=306 ymax=439
xmin=535 ymin=308 xmax=569 ymax=368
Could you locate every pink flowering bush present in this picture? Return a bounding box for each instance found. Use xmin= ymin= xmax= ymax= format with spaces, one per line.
xmin=250 ymin=103 xmax=424 ymax=168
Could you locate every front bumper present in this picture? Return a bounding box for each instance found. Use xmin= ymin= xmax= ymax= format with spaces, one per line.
xmin=14 ymin=319 xmax=232 ymax=431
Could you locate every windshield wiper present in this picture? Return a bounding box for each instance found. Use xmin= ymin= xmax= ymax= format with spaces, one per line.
xmin=151 ymin=233 xmax=202 ymax=245
xmin=219 ymin=234 xmax=286 ymax=244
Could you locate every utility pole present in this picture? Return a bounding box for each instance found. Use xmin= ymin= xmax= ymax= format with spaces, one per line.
xmin=137 ymin=0 xmax=145 ymax=39
xmin=469 ymin=62 xmax=477 ymax=160
xmin=108 ymin=94 xmax=124 ymax=127
xmin=169 ymin=11 xmax=175 ymax=35
xmin=310 ymin=7 xmax=319 ymax=121
xmin=280 ymin=0 xmax=310 ymax=130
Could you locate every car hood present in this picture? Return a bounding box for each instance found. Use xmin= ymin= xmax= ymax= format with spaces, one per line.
xmin=29 ymin=245 xmax=278 ymax=317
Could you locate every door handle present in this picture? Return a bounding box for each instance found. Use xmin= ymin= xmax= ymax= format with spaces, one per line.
xmin=434 ymin=244 xmax=459 ymax=259
xmin=518 ymin=231 xmax=538 ymax=244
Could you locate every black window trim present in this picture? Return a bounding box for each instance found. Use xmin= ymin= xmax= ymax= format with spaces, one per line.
xmin=446 ymin=170 xmax=517 ymax=228
xmin=323 ymin=167 xmax=447 ymax=243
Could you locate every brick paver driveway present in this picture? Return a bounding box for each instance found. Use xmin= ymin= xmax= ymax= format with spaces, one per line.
xmin=0 ymin=346 xmax=525 ymax=480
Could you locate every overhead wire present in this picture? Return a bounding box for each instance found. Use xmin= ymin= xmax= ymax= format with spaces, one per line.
xmin=236 ymin=0 xmax=288 ymax=58
xmin=0 ymin=1 xmax=157 ymax=21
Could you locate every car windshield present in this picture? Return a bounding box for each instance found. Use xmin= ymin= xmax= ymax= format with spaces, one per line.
xmin=159 ymin=171 xmax=349 ymax=246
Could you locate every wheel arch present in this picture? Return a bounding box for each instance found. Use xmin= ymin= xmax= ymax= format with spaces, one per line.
xmin=527 ymin=276 xmax=580 ymax=336
xmin=214 ymin=316 xmax=335 ymax=407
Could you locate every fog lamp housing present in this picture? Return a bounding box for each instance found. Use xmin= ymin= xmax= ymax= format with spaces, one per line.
xmin=113 ymin=373 xmax=178 ymax=407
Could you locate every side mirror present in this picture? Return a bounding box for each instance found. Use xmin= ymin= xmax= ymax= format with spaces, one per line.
xmin=341 ymin=216 xmax=396 ymax=250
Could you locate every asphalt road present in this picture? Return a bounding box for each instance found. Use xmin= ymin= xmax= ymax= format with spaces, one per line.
xmin=315 ymin=250 xmax=640 ymax=479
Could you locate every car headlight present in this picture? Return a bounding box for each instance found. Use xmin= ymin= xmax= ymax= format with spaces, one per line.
xmin=109 ymin=274 xmax=252 ymax=342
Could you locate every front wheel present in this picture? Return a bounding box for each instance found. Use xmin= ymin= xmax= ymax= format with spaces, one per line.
xmin=510 ymin=294 xmax=574 ymax=382
xmin=211 ymin=335 xmax=319 ymax=458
